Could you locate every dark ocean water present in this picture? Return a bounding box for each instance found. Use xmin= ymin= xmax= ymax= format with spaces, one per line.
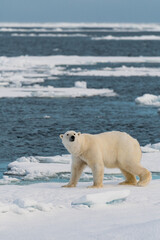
xmin=0 ymin=23 xmax=160 ymax=179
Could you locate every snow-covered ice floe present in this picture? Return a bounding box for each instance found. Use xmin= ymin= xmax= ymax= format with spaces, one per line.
xmin=64 ymin=66 xmax=160 ymax=77
xmin=135 ymin=94 xmax=160 ymax=107
xmin=141 ymin=142 xmax=160 ymax=152
xmin=11 ymin=33 xmax=87 ymax=37
xmin=92 ymin=35 xmax=160 ymax=41
xmin=1 ymin=55 xmax=160 ymax=88
xmin=0 ymin=81 xmax=116 ymax=98
xmin=72 ymin=190 xmax=130 ymax=206
xmin=1 ymin=55 xmax=160 ymax=97
xmin=3 ymin=143 xmax=160 ymax=184
xmin=1 ymin=22 xmax=160 ymax=32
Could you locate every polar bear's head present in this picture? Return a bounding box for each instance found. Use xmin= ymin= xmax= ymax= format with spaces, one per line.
xmin=60 ymin=130 xmax=81 ymax=155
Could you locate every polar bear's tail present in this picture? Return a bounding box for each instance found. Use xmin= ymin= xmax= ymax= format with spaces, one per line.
xmin=137 ymin=168 xmax=152 ymax=187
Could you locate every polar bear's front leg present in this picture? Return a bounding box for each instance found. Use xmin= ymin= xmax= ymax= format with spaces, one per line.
xmin=62 ymin=157 xmax=86 ymax=188
xmin=88 ymin=163 xmax=104 ymax=188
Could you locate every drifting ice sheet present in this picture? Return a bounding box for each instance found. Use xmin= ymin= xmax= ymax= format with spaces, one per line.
xmin=0 ymin=83 xmax=116 ymax=98
xmin=92 ymin=35 xmax=160 ymax=41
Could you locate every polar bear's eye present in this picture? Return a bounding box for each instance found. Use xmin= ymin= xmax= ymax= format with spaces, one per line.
xmin=73 ymin=133 xmax=75 ymax=136
xmin=67 ymin=134 xmax=69 ymax=136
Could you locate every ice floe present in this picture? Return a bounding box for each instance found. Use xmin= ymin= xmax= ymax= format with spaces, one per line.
xmin=142 ymin=142 xmax=160 ymax=152
xmin=0 ymin=176 xmax=20 ymax=185
xmin=1 ymin=55 xmax=160 ymax=92
xmin=1 ymin=22 xmax=160 ymax=32
xmin=135 ymin=94 xmax=160 ymax=107
xmin=3 ymin=146 xmax=160 ymax=183
xmin=0 ymin=82 xmax=117 ymax=98
xmin=63 ymin=66 xmax=160 ymax=77
xmin=11 ymin=33 xmax=87 ymax=37
xmin=92 ymin=35 xmax=160 ymax=41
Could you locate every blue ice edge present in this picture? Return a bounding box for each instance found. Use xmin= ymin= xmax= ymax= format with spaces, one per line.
xmin=71 ymin=190 xmax=130 ymax=207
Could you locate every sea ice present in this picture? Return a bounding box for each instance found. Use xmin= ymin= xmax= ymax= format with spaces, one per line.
xmin=0 ymin=83 xmax=117 ymax=98
xmin=11 ymin=33 xmax=87 ymax=37
xmin=0 ymin=147 xmax=160 ymax=239
xmin=64 ymin=66 xmax=160 ymax=77
xmin=1 ymin=22 xmax=160 ymax=32
xmin=92 ymin=35 xmax=160 ymax=41
xmin=74 ymin=81 xmax=87 ymax=88
xmin=0 ymin=176 xmax=20 ymax=185
xmin=4 ymin=149 xmax=160 ymax=182
xmin=135 ymin=94 xmax=160 ymax=107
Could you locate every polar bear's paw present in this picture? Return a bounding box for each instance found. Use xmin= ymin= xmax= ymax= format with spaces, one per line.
xmin=87 ymin=184 xmax=103 ymax=189
xmin=119 ymin=180 xmax=137 ymax=186
xmin=137 ymin=170 xmax=152 ymax=187
xmin=61 ymin=183 xmax=76 ymax=188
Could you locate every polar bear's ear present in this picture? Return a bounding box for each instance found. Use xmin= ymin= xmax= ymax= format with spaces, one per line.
xmin=60 ymin=134 xmax=63 ymax=139
xmin=77 ymin=132 xmax=81 ymax=136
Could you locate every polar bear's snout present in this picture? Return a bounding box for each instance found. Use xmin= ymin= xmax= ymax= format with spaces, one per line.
xmin=70 ymin=135 xmax=75 ymax=142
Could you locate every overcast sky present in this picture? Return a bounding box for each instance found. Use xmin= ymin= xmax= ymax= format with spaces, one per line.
xmin=1 ymin=0 xmax=160 ymax=23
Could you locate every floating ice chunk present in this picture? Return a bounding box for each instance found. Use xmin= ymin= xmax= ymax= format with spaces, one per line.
xmin=135 ymin=94 xmax=160 ymax=107
xmin=141 ymin=146 xmax=159 ymax=153
xmin=35 ymin=155 xmax=71 ymax=164
xmin=5 ymin=155 xmax=72 ymax=180
xmin=66 ymin=66 xmax=160 ymax=77
xmin=92 ymin=35 xmax=160 ymax=41
xmin=11 ymin=33 xmax=87 ymax=37
xmin=0 ymin=84 xmax=117 ymax=98
xmin=43 ymin=115 xmax=51 ymax=119
xmin=74 ymin=81 xmax=87 ymax=88
xmin=0 ymin=176 xmax=20 ymax=185
xmin=16 ymin=156 xmax=39 ymax=163
xmin=142 ymin=143 xmax=160 ymax=152
xmin=72 ymin=190 xmax=130 ymax=206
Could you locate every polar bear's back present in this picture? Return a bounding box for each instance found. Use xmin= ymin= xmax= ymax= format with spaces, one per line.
xmin=84 ymin=131 xmax=142 ymax=168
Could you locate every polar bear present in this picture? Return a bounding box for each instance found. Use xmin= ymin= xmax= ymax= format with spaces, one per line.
xmin=60 ymin=130 xmax=151 ymax=188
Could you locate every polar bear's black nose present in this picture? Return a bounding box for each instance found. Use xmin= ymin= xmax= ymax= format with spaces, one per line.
xmin=70 ymin=135 xmax=75 ymax=142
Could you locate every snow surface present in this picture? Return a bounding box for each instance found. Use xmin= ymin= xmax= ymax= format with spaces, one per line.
xmin=0 ymin=179 xmax=160 ymax=239
xmin=72 ymin=190 xmax=130 ymax=206
xmin=0 ymin=143 xmax=160 ymax=239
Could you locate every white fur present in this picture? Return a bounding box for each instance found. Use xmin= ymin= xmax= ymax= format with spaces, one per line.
xmin=60 ymin=131 xmax=151 ymax=188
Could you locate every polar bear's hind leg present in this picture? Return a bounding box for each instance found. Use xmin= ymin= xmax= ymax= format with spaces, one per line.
xmin=120 ymin=162 xmax=151 ymax=187
xmin=119 ymin=169 xmax=137 ymax=185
